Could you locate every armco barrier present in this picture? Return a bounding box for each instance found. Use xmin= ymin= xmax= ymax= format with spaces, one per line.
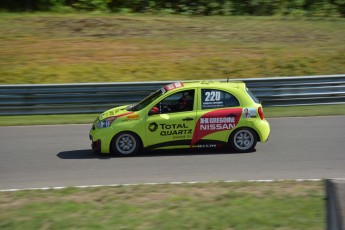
xmin=0 ymin=74 xmax=344 ymax=115
xmin=326 ymin=179 xmax=345 ymax=230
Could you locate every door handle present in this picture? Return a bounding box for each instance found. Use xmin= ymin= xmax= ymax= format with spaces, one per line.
xmin=183 ymin=117 xmax=194 ymax=121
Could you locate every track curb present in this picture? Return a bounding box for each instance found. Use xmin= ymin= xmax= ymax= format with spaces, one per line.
xmin=0 ymin=178 xmax=322 ymax=192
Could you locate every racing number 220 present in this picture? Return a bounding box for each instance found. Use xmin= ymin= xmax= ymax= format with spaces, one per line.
xmin=205 ymin=91 xmax=221 ymax=102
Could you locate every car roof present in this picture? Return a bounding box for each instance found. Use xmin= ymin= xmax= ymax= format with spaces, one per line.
xmin=179 ymin=80 xmax=246 ymax=90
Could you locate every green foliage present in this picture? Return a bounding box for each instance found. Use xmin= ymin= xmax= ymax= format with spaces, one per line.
xmin=71 ymin=0 xmax=111 ymax=12
xmin=0 ymin=181 xmax=325 ymax=229
xmin=0 ymin=0 xmax=344 ymax=17
xmin=0 ymin=14 xmax=344 ymax=84
xmin=309 ymin=1 xmax=341 ymax=17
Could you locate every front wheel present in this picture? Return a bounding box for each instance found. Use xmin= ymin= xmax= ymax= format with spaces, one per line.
xmin=229 ymin=128 xmax=257 ymax=153
xmin=111 ymin=132 xmax=141 ymax=156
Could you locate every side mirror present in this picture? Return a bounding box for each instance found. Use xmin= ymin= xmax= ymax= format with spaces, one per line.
xmin=149 ymin=106 xmax=159 ymax=115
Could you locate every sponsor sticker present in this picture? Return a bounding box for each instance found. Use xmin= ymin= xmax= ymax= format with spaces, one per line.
xmin=164 ymin=82 xmax=184 ymax=92
xmin=202 ymin=90 xmax=224 ymax=109
xmin=149 ymin=122 xmax=193 ymax=139
xmin=243 ymin=108 xmax=257 ymax=118
xmin=158 ymin=123 xmax=192 ymax=137
xmin=127 ymin=114 xmax=140 ymax=119
xmin=191 ymin=108 xmax=242 ymax=145
xmin=148 ymin=122 xmax=158 ymax=132
xmin=199 ymin=117 xmax=236 ymax=131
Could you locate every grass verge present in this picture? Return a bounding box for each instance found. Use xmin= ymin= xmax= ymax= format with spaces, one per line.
xmin=264 ymin=104 xmax=345 ymax=118
xmin=0 ymin=180 xmax=325 ymax=229
xmin=1 ymin=104 xmax=344 ymax=126
xmin=0 ymin=13 xmax=344 ymax=84
xmin=0 ymin=113 xmax=99 ymax=126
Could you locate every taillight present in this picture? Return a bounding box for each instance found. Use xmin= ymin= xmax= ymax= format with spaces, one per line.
xmin=258 ymin=107 xmax=264 ymax=120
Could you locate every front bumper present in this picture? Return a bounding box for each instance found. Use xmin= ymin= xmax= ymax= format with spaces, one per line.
xmin=92 ymin=139 xmax=101 ymax=154
xmin=89 ymin=134 xmax=101 ymax=154
xmin=89 ymin=124 xmax=113 ymax=154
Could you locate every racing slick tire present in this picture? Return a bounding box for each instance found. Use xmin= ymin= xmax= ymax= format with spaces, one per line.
xmin=229 ymin=128 xmax=257 ymax=153
xmin=111 ymin=132 xmax=141 ymax=156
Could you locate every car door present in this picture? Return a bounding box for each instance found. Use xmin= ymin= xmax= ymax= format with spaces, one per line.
xmin=191 ymin=88 xmax=242 ymax=147
xmin=145 ymin=89 xmax=197 ymax=150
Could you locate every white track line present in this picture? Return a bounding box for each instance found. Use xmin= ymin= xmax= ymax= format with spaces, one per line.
xmin=0 ymin=179 xmax=323 ymax=192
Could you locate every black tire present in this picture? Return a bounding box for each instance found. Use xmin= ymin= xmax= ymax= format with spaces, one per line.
xmin=229 ymin=128 xmax=257 ymax=153
xmin=111 ymin=132 xmax=141 ymax=156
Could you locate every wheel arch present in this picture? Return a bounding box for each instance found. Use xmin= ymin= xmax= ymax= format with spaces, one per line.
xmin=229 ymin=126 xmax=260 ymax=142
xmin=110 ymin=130 xmax=143 ymax=154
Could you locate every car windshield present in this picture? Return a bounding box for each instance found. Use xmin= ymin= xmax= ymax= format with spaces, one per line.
xmin=126 ymin=88 xmax=164 ymax=111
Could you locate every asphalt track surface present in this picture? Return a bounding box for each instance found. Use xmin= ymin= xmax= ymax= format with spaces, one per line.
xmin=1 ymin=116 xmax=345 ymax=190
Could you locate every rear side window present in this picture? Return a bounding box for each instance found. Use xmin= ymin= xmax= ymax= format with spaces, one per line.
xmin=201 ymin=89 xmax=239 ymax=109
xmin=246 ymin=88 xmax=260 ymax=104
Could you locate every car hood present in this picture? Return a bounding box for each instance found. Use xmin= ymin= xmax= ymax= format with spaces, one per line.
xmin=98 ymin=105 xmax=132 ymax=120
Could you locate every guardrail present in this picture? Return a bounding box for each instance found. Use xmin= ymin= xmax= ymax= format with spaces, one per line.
xmin=326 ymin=179 xmax=345 ymax=230
xmin=0 ymin=74 xmax=344 ymax=115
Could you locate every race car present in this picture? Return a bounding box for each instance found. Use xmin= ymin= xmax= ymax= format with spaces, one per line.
xmin=89 ymin=81 xmax=270 ymax=156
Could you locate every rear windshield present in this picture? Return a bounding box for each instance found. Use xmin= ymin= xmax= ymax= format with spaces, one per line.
xmin=246 ymin=88 xmax=260 ymax=104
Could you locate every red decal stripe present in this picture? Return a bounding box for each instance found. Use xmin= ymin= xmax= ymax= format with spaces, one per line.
xmin=191 ymin=108 xmax=242 ymax=145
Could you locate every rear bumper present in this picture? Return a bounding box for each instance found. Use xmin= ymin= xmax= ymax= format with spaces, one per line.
xmin=254 ymin=119 xmax=270 ymax=143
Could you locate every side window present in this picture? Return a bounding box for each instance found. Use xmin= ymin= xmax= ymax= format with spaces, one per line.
xmin=153 ymin=90 xmax=195 ymax=114
xmin=201 ymin=89 xmax=239 ymax=109
xmin=246 ymin=87 xmax=260 ymax=104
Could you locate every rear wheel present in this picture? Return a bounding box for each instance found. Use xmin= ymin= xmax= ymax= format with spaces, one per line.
xmin=111 ymin=132 xmax=141 ymax=156
xmin=229 ymin=128 xmax=257 ymax=153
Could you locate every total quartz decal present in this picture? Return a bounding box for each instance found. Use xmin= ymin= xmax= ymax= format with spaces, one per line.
xmin=159 ymin=124 xmax=192 ymax=136
xmin=191 ymin=108 xmax=242 ymax=145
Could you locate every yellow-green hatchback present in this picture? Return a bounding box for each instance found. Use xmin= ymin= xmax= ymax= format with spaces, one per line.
xmin=89 ymin=81 xmax=270 ymax=156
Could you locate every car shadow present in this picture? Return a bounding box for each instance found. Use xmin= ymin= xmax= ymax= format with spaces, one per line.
xmin=138 ymin=148 xmax=246 ymax=157
xmin=57 ymin=148 xmax=255 ymax=159
xmin=57 ymin=149 xmax=112 ymax=159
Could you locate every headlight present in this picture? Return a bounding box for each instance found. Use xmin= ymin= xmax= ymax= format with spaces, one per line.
xmin=96 ymin=116 xmax=117 ymax=129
